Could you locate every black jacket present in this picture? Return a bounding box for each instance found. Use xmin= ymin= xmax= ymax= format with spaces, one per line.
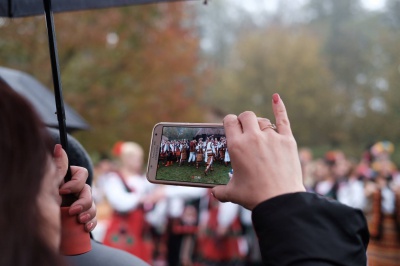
xmin=252 ymin=192 xmax=369 ymax=266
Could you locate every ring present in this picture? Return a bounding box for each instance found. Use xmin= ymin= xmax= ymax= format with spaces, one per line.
xmin=261 ymin=124 xmax=277 ymax=131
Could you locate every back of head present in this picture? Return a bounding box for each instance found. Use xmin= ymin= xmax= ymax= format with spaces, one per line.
xmin=47 ymin=128 xmax=94 ymax=186
xmin=0 ymin=78 xmax=65 ymax=266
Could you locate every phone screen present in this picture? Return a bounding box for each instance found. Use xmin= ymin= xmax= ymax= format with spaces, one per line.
xmin=153 ymin=125 xmax=231 ymax=186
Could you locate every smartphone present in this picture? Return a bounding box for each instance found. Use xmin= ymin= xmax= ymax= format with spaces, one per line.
xmin=146 ymin=122 xmax=231 ymax=188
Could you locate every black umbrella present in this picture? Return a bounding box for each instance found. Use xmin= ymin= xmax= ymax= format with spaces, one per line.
xmin=0 ymin=0 xmax=198 ymax=182
xmin=0 ymin=0 xmax=196 ymax=17
xmin=0 ymin=66 xmax=89 ymax=132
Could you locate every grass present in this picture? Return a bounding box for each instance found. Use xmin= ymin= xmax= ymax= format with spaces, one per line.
xmin=156 ymin=160 xmax=231 ymax=185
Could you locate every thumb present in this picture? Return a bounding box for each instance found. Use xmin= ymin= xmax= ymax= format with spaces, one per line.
xmin=211 ymin=185 xmax=231 ymax=203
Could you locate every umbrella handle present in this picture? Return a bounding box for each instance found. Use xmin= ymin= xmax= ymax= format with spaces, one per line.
xmin=60 ymin=207 xmax=92 ymax=255
xmin=61 ymin=194 xmax=79 ymax=207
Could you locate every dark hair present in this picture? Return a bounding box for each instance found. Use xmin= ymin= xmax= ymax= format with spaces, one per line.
xmin=0 ymin=79 xmax=66 ymax=266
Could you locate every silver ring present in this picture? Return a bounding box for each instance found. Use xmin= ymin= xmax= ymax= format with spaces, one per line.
xmin=261 ymin=123 xmax=277 ymax=131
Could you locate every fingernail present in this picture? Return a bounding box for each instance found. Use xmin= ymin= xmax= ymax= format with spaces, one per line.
xmin=54 ymin=144 xmax=62 ymax=156
xmin=273 ymin=93 xmax=280 ymax=104
xmin=59 ymin=188 xmax=71 ymax=195
xmin=80 ymin=213 xmax=91 ymax=223
xmin=211 ymin=191 xmax=216 ymax=198
xmin=69 ymin=205 xmax=83 ymax=215
xmin=86 ymin=222 xmax=94 ymax=231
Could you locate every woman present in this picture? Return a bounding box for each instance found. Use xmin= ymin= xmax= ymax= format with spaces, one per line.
xmin=102 ymin=141 xmax=154 ymax=263
xmin=0 ymin=80 xmax=95 ymax=266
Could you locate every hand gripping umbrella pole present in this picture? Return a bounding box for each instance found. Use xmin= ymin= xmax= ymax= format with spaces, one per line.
xmin=43 ymin=0 xmax=91 ymax=255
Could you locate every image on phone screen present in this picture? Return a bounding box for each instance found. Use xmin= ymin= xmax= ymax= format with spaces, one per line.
xmin=154 ymin=125 xmax=231 ymax=186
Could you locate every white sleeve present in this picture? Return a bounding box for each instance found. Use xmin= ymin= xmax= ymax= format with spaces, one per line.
xmin=239 ymin=207 xmax=252 ymax=226
xmin=217 ymin=202 xmax=239 ymax=227
xmin=164 ymin=186 xmax=207 ymax=201
xmin=350 ymin=181 xmax=366 ymax=210
xmin=102 ymin=173 xmax=141 ymax=213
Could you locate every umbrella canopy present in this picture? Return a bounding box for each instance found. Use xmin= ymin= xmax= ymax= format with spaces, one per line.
xmin=0 ymin=0 xmax=195 ymax=17
xmin=0 ymin=66 xmax=89 ymax=132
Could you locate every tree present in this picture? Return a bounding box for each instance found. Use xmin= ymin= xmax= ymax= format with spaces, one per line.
xmin=209 ymin=25 xmax=337 ymax=146
xmin=0 ymin=3 xmax=206 ymax=157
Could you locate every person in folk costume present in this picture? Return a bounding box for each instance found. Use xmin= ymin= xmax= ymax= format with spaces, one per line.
xmin=188 ymin=140 xmax=197 ymax=166
xmin=164 ymin=141 xmax=175 ymax=167
xmin=363 ymin=141 xmax=400 ymax=265
xmin=203 ymin=138 xmax=209 ymax=165
xmin=214 ymin=138 xmax=220 ymax=162
xmin=165 ymin=188 xmax=206 ymax=266
xmin=224 ymin=140 xmax=230 ymax=167
xmin=102 ymin=141 xmax=155 ymax=264
xmin=204 ymin=138 xmax=216 ymax=176
xmin=175 ymin=141 xmax=182 ymax=164
xmin=196 ymin=140 xmax=204 ymax=169
xmin=217 ymin=138 xmax=225 ymax=165
xmin=159 ymin=140 xmax=167 ymax=168
xmin=312 ymin=152 xmax=341 ymax=200
xmin=143 ymin=186 xmax=207 ymax=266
xmin=228 ymin=169 xmax=262 ymax=265
xmin=194 ymin=190 xmax=246 ymax=266
xmin=336 ymin=161 xmax=366 ymax=210
xmin=179 ymin=142 xmax=189 ymax=166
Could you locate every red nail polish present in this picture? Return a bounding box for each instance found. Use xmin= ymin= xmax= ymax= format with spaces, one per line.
xmin=59 ymin=188 xmax=72 ymax=195
xmin=273 ymin=93 xmax=280 ymax=104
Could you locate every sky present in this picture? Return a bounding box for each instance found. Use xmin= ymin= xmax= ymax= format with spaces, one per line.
xmin=362 ymin=0 xmax=386 ymax=9
xmin=236 ymin=0 xmax=386 ymax=13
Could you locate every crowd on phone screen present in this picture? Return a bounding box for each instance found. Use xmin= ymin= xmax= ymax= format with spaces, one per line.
xmin=92 ymin=140 xmax=400 ymax=266
xmin=159 ymin=136 xmax=230 ymax=174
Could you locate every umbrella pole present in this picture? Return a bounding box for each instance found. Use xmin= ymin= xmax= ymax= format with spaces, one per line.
xmin=42 ymin=0 xmax=72 ymax=183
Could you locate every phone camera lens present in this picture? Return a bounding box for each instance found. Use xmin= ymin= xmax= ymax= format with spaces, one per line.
xmin=155 ymin=133 xmax=158 ymax=136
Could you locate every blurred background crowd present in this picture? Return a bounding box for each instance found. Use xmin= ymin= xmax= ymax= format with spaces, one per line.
xmin=2 ymin=0 xmax=400 ymax=265
xmin=89 ymin=139 xmax=400 ymax=266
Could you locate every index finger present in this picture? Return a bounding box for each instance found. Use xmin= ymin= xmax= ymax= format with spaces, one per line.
xmin=59 ymin=166 xmax=88 ymax=194
xmin=237 ymin=111 xmax=259 ymax=134
xmin=272 ymin=93 xmax=292 ymax=136
xmin=223 ymin=114 xmax=242 ymax=141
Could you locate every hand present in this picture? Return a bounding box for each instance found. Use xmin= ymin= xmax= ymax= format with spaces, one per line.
xmin=212 ymin=93 xmax=305 ymax=210
xmin=54 ymin=144 xmax=97 ymax=232
xmin=140 ymin=186 xmax=166 ymax=205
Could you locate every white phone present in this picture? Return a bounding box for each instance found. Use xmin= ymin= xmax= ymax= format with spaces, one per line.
xmin=146 ymin=122 xmax=231 ymax=188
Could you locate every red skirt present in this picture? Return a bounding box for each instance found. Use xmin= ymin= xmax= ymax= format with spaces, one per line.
xmin=103 ymin=209 xmax=153 ymax=263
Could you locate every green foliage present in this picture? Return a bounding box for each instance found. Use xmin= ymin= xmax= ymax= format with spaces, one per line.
xmin=0 ymin=3 xmax=206 ymax=157
xmin=209 ymin=26 xmax=336 ymax=146
xmin=1 ymin=0 xmax=400 ymax=164
xmin=203 ymin=0 xmax=400 ymax=160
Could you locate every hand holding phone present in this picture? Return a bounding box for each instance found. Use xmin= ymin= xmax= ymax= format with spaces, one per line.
xmin=211 ymin=94 xmax=306 ymax=210
xmin=146 ymin=123 xmax=230 ymax=188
